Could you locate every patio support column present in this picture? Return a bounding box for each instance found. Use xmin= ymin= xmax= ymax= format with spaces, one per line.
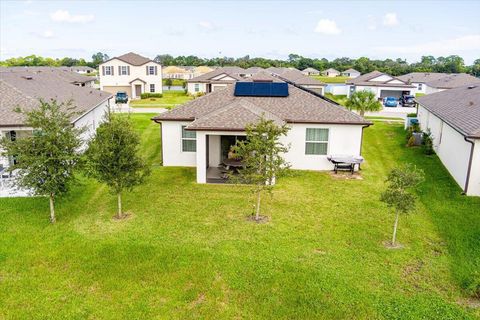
xmin=196 ymin=132 xmax=207 ymax=183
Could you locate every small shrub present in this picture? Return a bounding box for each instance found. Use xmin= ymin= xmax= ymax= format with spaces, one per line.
xmin=407 ymin=135 xmax=416 ymax=147
xmin=422 ymin=129 xmax=435 ymax=155
xmin=407 ymin=113 xmax=417 ymax=117
xmin=406 ymin=123 xmax=420 ymax=142
xmin=140 ymin=93 xmax=163 ymax=99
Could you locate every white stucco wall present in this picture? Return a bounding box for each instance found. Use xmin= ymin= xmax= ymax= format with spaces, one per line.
xmin=161 ymin=121 xmax=197 ymax=167
xmin=160 ymin=121 xmax=365 ymax=183
xmin=73 ymin=99 xmax=111 ymax=147
xmin=347 ymin=85 xmax=414 ymax=98
xmin=99 ymin=58 xmax=162 ymax=97
xmin=418 ymin=105 xmax=479 ymax=195
xmin=187 ymin=82 xmax=207 ymax=95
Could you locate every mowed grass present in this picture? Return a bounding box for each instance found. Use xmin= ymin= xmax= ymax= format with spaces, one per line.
xmin=325 ymin=93 xmax=348 ymax=106
xmin=312 ymin=75 xmax=349 ymax=83
xmin=0 ymin=115 xmax=479 ymax=319
xmin=130 ymin=91 xmax=193 ymax=109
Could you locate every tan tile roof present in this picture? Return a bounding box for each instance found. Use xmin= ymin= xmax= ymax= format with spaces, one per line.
xmin=0 ymin=70 xmax=112 ymax=127
xmin=153 ymin=82 xmax=370 ymax=130
xmin=417 ymin=85 xmax=480 ymax=138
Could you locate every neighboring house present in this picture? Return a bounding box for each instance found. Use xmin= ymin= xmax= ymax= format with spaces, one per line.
xmin=0 ymin=67 xmax=95 ymax=87
xmin=302 ymin=67 xmax=320 ymax=76
xmin=398 ymin=72 xmax=480 ymax=95
xmin=99 ymin=52 xmax=162 ymax=99
xmin=244 ymin=67 xmax=265 ymax=77
xmin=416 ymin=85 xmax=480 ymax=196
xmin=321 ymin=68 xmax=341 ymax=77
xmin=163 ymin=66 xmax=215 ymax=80
xmin=346 ymin=70 xmax=416 ymax=98
xmin=186 ymin=67 xmax=244 ymax=95
xmin=152 ymin=80 xmax=370 ymax=183
xmin=0 ymin=69 xmax=112 ymax=168
xmin=270 ymin=68 xmax=326 ymax=95
xmin=341 ymin=68 xmax=361 ymax=78
xmin=69 ymin=66 xmax=96 ymax=74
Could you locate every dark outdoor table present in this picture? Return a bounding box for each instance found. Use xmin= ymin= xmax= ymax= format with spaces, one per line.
xmin=222 ymin=159 xmax=244 ymax=170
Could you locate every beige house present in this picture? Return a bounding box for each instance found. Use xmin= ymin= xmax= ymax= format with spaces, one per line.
xmin=321 ymin=68 xmax=341 ymax=77
xmin=99 ymin=52 xmax=162 ymax=99
xmin=163 ymin=66 xmax=215 ymax=80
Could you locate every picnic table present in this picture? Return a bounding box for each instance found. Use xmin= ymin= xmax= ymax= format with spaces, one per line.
xmin=327 ymin=155 xmax=364 ymax=174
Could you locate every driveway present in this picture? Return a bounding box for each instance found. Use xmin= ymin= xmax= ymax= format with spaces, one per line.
xmin=111 ymin=103 xmax=168 ymax=114
xmin=365 ymin=106 xmax=417 ymax=119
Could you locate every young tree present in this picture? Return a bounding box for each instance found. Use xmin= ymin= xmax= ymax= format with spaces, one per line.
xmin=165 ymin=78 xmax=173 ymax=90
xmin=231 ymin=117 xmax=290 ymax=221
xmin=0 ymin=100 xmax=84 ymax=223
xmin=346 ymin=90 xmax=383 ymax=117
xmin=380 ymin=164 xmax=425 ymax=246
xmin=84 ymin=115 xmax=150 ymax=219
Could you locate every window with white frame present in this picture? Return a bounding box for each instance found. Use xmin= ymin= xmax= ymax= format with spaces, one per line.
xmin=120 ymin=66 xmax=128 ymax=75
xmin=148 ymin=66 xmax=155 ymax=75
xmin=104 ymin=66 xmax=112 ymax=75
xmin=305 ymin=128 xmax=329 ymax=155
xmin=181 ymin=126 xmax=196 ymax=152
xmin=150 ymin=84 xmax=155 ymax=92
xmin=194 ymin=83 xmax=200 ymax=92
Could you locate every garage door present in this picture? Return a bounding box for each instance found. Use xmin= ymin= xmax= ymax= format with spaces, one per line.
xmin=379 ymin=90 xmax=403 ymax=99
xmin=102 ymin=86 xmax=131 ymax=97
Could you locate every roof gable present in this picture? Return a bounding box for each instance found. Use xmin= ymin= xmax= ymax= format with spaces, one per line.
xmin=102 ymin=52 xmax=155 ymax=66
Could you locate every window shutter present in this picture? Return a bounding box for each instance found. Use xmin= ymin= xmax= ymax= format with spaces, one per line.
xmin=146 ymin=66 xmax=149 ymax=75
xmin=111 ymin=66 xmax=114 ymax=75
xmin=102 ymin=66 xmax=105 ymax=76
xmin=127 ymin=66 xmax=130 ymax=75
xmin=154 ymin=66 xmax=158 ymax=75
xmin=118 ymin=66 xmax=121 ymax=75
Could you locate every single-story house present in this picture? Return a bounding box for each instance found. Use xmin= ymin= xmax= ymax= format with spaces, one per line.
xmin=0 ymin=67 xmax=96 ymax=87
xmin=186 ymin=67 xmax=245 ymax=95
xmin=271 ymin=69 xmax=326 ymax=95
xmin=152 ymin=80 xmax=371 ymax=184
xmin=346 ymin=70 xmax=416 ymax=98
xmin=416 ymin=85 xmax=480 ymax=196
xmin=321 ymin=68 xmax=341 ymax=77
xmin=0 ymin=69 xmax=112 ymax=168
xmin=302 ymin=67 xmax=320 ymax=76
xmin=163 ymin=66 xmax=215 ymax=80
xmin=69 ymin=66 xmax=96 ymax=74
xmin=341 ymin=68 xmax=361 ymax=78
xmin=398 ymin=72 xmax=480 ymax=95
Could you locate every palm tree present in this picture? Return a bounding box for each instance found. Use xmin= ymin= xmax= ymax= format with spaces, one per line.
xmin=346 ymin=90 xmax=382 ymax=117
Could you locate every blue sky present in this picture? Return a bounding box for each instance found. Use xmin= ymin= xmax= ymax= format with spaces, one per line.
xmin=1 ymin=0 xmax=479 ymax=63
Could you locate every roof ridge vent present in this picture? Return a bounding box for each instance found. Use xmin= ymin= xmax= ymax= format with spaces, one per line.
xmin=22 ymin=75 xmax=33 ymax=80
xmin=467 ymin=85 xmax=477 ymax=89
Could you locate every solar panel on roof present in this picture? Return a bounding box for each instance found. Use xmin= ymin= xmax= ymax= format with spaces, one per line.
xmin=234 ymin=82 xmax=288 ymax=97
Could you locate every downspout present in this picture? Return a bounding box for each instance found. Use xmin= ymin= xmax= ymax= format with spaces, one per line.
xmin=358 ymin=123 xmax=373 ymax=170
xmin=463 ymin=136 xmax=475 ymax=195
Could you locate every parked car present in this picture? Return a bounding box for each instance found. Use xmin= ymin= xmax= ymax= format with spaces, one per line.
xmin=383 ymin=96 xmax=398 ymax=107
xmin=399 ymin=95 xmax=416 ymax=107
xmin=115 ymin=91 xmax=129 ymax=104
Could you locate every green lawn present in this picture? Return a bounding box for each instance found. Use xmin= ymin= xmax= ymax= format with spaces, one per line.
xmin=130 ymin=91 xmax=193 ymax=109
xmin=312 ymin=75 xmax=349 ymax=83
xmin=325 ymin=93 xmax=348 ymax=106
xmin=1 ymin=115 xmax=479 ymax=319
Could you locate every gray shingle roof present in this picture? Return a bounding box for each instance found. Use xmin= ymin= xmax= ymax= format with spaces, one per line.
xmin=272 ymin=69 xmax=326 ymax=86
xmin=0 ymin=70 xmax=112 ymax=127
xmin=105 ymin=52 xmax=154 ymax=66
xmin=342 ymin=68 xmax=359 ymax=73
xmin=0 ymin=67 xmax=94 ymax=84
xmin=397 ymin=72 xmax=449 ymax=84
xmin=187 ymin=67 xmax=244 ymax=83
xmin=302 ymin=67 xmax=320 ymax=73
xmin=346 ymin=70 xmax=415 ymax=88
xmin=425 ymin=73 xmax=480 ymax=89
xmin=153 ymin=82 xmax=370 ymax=130
xmin=417 ymin=85 xmax=480 ymax=138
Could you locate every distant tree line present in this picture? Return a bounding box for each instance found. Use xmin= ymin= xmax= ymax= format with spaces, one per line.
xmin=1 ymin=52 xmax=479 ymax=76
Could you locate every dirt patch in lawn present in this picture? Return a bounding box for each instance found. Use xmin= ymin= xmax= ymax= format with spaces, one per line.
xmin=329 ymin=172 xmax=364 ymax=180
xmin=383 ymin=241 xmax=404 ymax=249
xmin=112 ymin=212 xmax=133 ymax=221
xmin=246 ymin=215 xmax=270 ymax=223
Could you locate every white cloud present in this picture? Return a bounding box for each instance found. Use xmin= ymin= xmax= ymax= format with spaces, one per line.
xmin=314 ymin=19 xmax=341 ymax=35
xmin=375 ymin=34 xmax=480 ymax=55
xmin=50 ymin=10 xmax=94 ymax=23
xmin=198 ymin=21 xmax=217 ymax=32
xmin=382 ymin=13 xmax=399 ymax=27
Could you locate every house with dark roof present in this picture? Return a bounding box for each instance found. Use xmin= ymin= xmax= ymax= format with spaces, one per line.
xmin=398 ymin=72 xmax=480 ymax=95
xmin=416 ymin=85 xmax=480 ymax=196
xmin=346 ymin=70 xmax=416 ymax=99
xmin=0 ymin=69 xmax=113 ymax=168
xmin=99 ymin=52 xmax=162 ymax=99
xmin=152 ymin=80 xmax=371 ymax=183
xmin=341 ymin=68 xmax=361 ymax=78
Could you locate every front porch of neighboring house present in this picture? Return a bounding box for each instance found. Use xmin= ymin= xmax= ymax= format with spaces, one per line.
xmin=193 ymin=131 xmax=246 ymax=183
xmin=129 ymin=78 xmax=147 ymax=99
xmin=0 ymin=129 xmax=33 ymax=197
